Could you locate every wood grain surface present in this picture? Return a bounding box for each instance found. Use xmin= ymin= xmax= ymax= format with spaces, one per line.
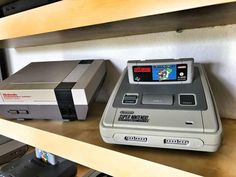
xmin=0 ymin=1 xmax=236 ymax=47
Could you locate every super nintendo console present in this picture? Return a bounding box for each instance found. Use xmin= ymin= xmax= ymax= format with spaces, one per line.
xmin=100 ymin=58 xmax=222 ymax=152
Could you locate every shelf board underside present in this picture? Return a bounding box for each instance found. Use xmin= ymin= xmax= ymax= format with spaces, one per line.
xmin=1 ymin=2 xmax=236 ymax=48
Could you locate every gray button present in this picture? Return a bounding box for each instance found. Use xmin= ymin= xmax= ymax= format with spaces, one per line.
xmin=142 ymin=94 xmax=173 ymax=105
xmin=8 ymin=110 xmax=18 ymax=114
xmin=179 ymin=94 xmax=197 ymax=106
xmin=18 ymin=110 xmax=29 ymax=114
xmin=122 ymin=94 xmax=138 ymax=104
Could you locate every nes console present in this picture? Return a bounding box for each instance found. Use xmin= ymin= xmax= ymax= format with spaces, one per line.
xmin=0 ymin=60 xmax=106 ymax=120
xmin=100 ymin=58 xmax=222 ymax=152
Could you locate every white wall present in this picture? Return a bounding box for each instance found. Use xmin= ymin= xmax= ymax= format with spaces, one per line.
xmin=5 ymin=24 xmax=236 ymax=119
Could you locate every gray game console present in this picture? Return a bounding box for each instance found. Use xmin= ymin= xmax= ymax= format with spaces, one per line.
xmin=0 ymin=60 xmax=106 ymax=120
xmin=0 ymin=136 xmax=28 ymax=165
xmin=100 ymin=59 xmax=222 ymax=152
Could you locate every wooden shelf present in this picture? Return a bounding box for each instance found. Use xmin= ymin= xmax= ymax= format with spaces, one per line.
xmin=0 ymin=0 xmax=236 ymax=47
xmin=0 ymin=102 xmax=235 ymax=176
xmin=0 ymin=1 xmax=235 ymax=176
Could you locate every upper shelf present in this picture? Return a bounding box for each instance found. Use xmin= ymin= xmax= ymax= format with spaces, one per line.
xmin=0 ymin=0 xmax=236 ymax=48
xmin=0 ymin=103 xmax=235 ymax=177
